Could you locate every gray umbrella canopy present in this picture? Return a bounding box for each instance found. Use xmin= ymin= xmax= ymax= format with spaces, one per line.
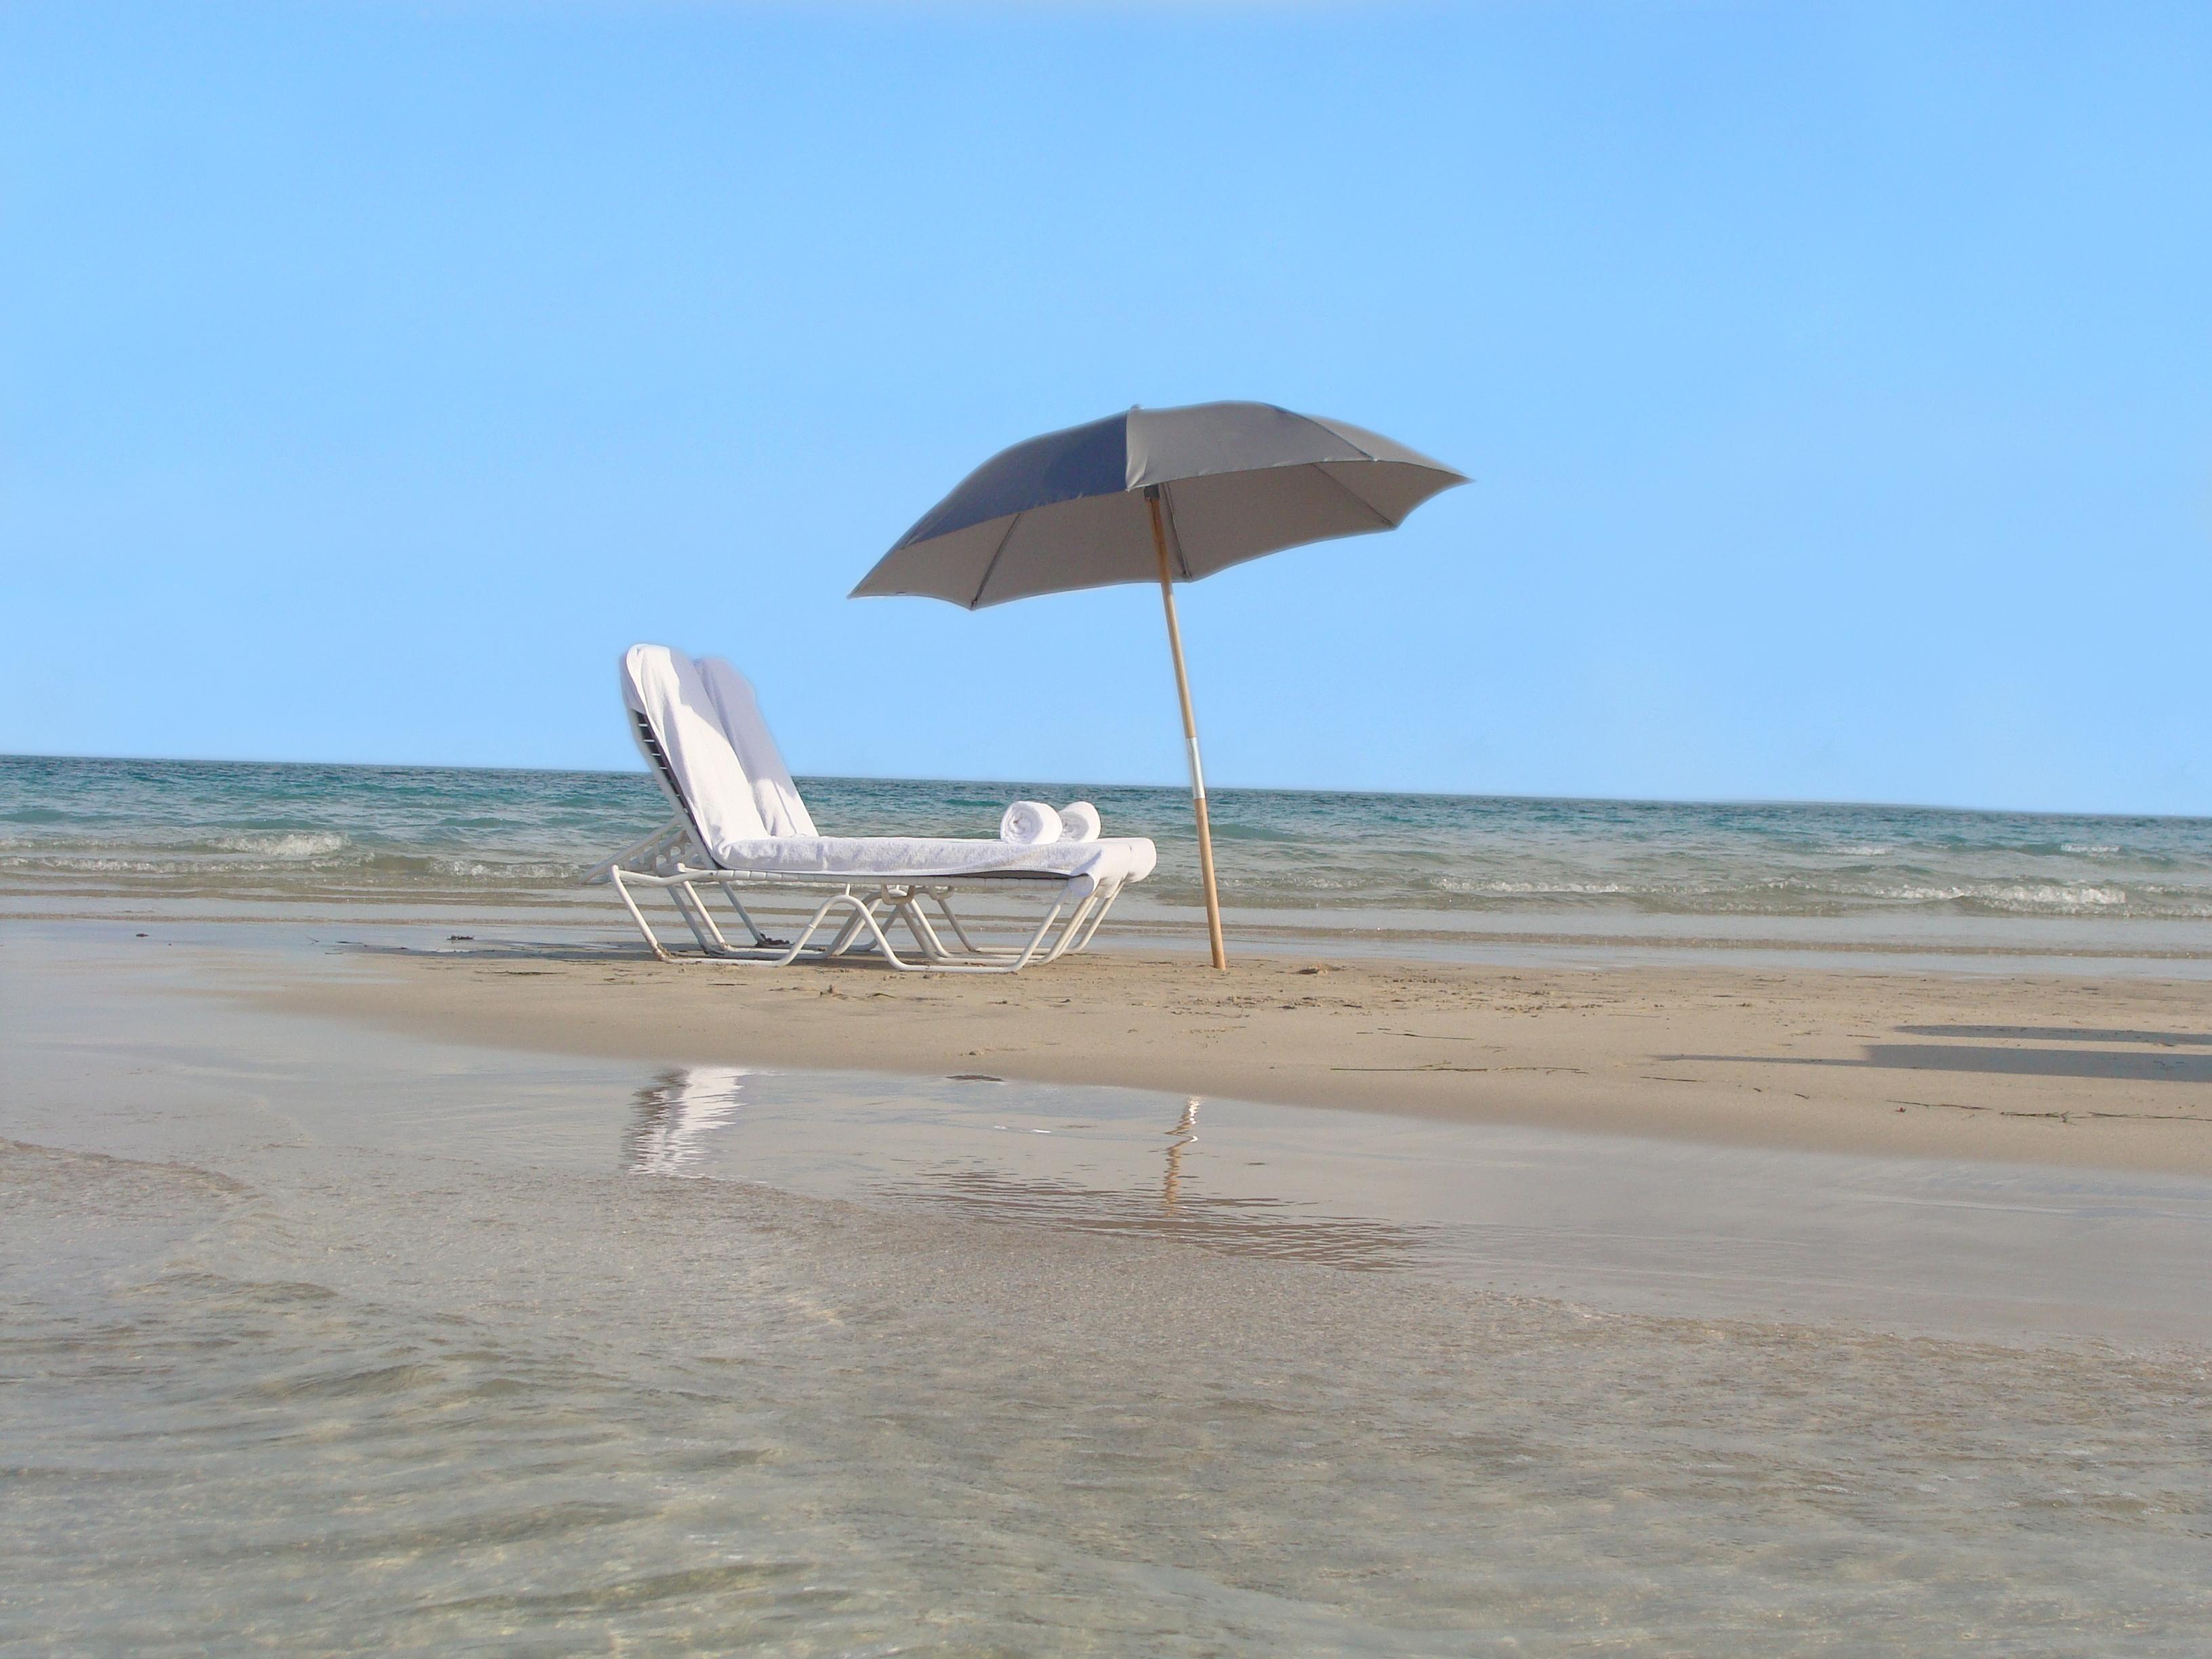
xmin=851 ymin=401 xmax=1467 ymax=608
xmin=853 ymin=401 xmax=1467 ymax=970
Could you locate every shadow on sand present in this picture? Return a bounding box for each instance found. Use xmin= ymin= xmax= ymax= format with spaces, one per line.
xmin=1671 ymin=1023 xmax=2212 ymax=1088
xmin=1893 ymin=1024 xmax=2212 ymax=1048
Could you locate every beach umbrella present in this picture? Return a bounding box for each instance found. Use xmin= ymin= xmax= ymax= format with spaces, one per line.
xmin=852 ymin=401 xmax=1467 ymax=969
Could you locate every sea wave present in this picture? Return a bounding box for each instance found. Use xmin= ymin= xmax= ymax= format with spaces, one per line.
xmin=1443 ymin=879 xmax=1631 ymax=897
xmin=1971 ymin=883 xmax=2128 ymax=913
xmin=427 ymin=859 xmax=586 ymax=881
xmin=7 ymin=756 xmax=2212 ymax=930
xmin=210 ymin=832 xmax=348 ymax=859
xmin=0 ymin=848 xmax=588 ymax=885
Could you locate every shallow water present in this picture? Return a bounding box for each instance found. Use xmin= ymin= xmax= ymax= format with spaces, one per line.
xmin=612 ymin=1066 xmax=2212 ymax=1347
xmin=5 ymin=927 xmax=2211 ymax=1653
xmin=8 ymin=756 xmax=2212 ymax=966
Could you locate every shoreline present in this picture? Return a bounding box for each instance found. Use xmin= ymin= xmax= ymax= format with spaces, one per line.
xmin=255 ymin=928 xmax=2212 ymax=1177
xmin=13 ymin=892 xmax=2212 ymax=980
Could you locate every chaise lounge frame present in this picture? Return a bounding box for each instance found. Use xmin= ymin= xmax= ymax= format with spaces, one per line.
xmin=586 ymin=710 xmax=1132 ymax=973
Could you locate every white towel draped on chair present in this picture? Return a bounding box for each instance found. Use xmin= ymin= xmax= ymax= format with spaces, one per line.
xmin=618 ymin=646 xmax=1155 ymax=899
xmin=624 ymin=648 xmax=769 ymax=846
xmin=696 ymin=657 xmax=818 ymax=839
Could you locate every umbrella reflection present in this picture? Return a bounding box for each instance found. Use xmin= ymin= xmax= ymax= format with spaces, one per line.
xmin=884 ymin=1166 xmax=1429 ymax=1273
xmin=889 ymin=1097 xmax=1427 ymax=1273
xmin=1163 ymin=1097 xmax=1201 ymax=1211
xmin=628 ymin=1065 xmax=747 ymax=1176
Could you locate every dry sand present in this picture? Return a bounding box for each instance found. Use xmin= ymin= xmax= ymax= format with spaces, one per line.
xmin=272 ymin=943 xmax=2212 ymax=1176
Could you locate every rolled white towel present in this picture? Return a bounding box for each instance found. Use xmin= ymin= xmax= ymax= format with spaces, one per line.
xmin=1057 ymin=801 xmax=1102 ymax=842
xmin=999 ymin=800 xmax=1063 ymax=845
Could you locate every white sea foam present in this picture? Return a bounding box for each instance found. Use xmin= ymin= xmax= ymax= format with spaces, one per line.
xmin=429 ymin=858 xmax=582 ymax=880
xmin=1453 ymin=879 xmax=1631 ymax=896
xmin=212 ymin=832 xmax=347 ymax=859
xmin=1 ymin=856 xmax=176 ymax=874
xmin=1981 ymin=883 xmax=2128 ymax=912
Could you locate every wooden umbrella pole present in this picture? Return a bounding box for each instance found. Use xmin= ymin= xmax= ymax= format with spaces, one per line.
xmin=1147 ymin=488 xmax=1228 ymax=970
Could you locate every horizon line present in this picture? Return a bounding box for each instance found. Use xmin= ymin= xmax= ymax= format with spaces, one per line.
xmin=3 ymin=748 xmax=2206 ymax=827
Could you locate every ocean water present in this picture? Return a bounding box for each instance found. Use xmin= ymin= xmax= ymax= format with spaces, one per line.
xmin=6 ymin=754 xmax=2212 ymax=956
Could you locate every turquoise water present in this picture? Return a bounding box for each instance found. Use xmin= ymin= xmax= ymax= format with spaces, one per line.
xmin=6 ymin=754 xmax=2212 ymax=946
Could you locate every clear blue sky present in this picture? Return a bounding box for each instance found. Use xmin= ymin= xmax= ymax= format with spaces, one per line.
xmin=4 ymin=2 xmax=2207 ymax=813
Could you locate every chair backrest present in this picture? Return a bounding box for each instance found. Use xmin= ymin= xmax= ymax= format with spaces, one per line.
xmin=695 ymin=657 xmax=819 ymax=839
xmin=621 ymin=645 xmax=770 ymax=850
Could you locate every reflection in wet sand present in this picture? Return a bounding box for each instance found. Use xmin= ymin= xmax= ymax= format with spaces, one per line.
xmin=885 ymin=1166 xmax=1434 ymax=1273
xmin=884 ymin=1093 xmax=1433 ymax=1273
xmin=632 ymin=1070 xmax=1430 ymax=1271
xmin=605 ymin=1063 xmax=2212 ymax=1347
xmin=627 ymin=1066 xmax=747 ymax=1176
xmin=1162 ymin=1096 xmax=1199 ymax=1210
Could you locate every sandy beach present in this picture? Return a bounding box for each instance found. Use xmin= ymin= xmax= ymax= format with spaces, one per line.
xmin=276 ymin=939 xmax=2212 ymax=1176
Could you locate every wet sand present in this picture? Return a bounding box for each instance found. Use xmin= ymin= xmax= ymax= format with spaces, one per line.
xmin=275 ymin=939 xmax=2212 ymax=1176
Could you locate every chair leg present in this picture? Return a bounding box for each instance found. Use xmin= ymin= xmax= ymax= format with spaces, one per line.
xmin=895 ymin=892 xmax=958 ymax=962
xmin=610 ymin=868 xmax=679 ymax=963
xmin=668 ymin=882 xmax=730 ymax=954
xmin=684 ymin=882 xmax=743 ymax=954
xmin=1069 ymin=882 xmax=1122 ymax=952
xmin=713 ymin=880 xmax=777 ymax=947
xmin=823 ymin=891 xmax=927 ymax=970
xmin=603 ymin=869 xmax=1111 ymax=975
xmin=1003 ymin=899 xmax=1066 ymax=970
xmin=1040 ymin=893 xmax=1099 ymax=962
xmin=922 ymin=888 xmax=987 ymax=956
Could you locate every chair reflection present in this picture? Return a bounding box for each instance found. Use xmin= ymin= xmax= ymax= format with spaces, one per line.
xmin=627 ymin=1065 xmax=747 ymax=1176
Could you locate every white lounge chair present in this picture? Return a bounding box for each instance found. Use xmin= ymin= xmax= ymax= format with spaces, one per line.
xmin=586 ymin=645 xmax=1156 ymax=972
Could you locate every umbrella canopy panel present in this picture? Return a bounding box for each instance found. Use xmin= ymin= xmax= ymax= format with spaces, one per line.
xmin=852 ymin=401 xmax=1466 ymax=609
